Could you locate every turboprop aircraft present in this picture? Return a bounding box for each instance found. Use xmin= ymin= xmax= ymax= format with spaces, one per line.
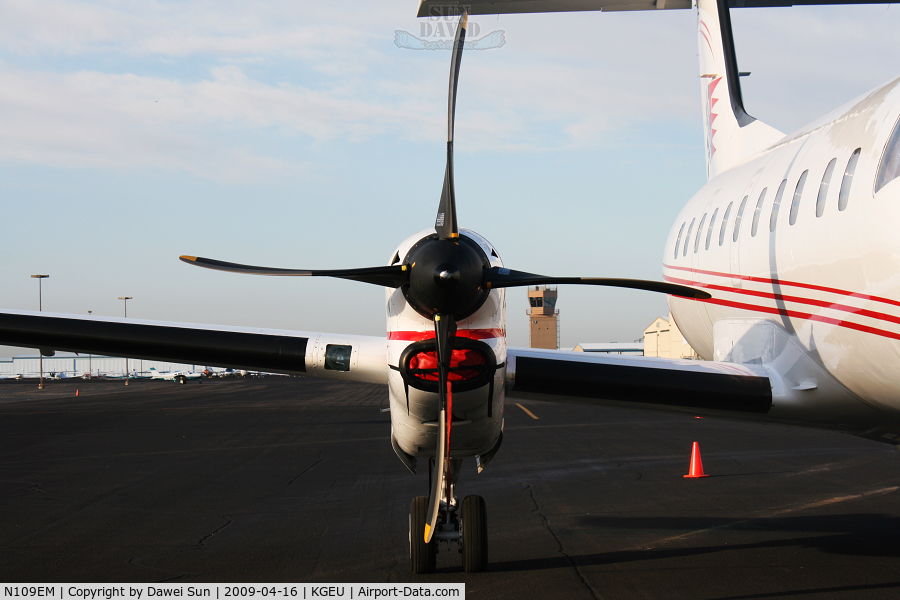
xmin=2 ymin=0 xmax=900 ymax=575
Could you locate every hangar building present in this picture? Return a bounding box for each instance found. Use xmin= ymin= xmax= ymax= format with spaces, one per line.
xmin=0 ymin=353 xmax=223 ymax=378
xmin=643 ymin=313 xmax=699 ymax=359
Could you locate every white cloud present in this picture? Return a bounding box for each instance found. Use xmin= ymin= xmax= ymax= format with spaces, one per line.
xmin=2 ymin=1 xmax=900 ymax=182
xmin=0 ymin=62 xmax=440 ymax=181
xmin=0 ymin=0 xmax=394 ymax=61
xmin=0 ymin=0 xmax=132 ymax=53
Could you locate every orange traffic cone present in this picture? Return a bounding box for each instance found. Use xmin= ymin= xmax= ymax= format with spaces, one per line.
xmin=76 ymin=389 xmax=79 ymax=397
xmin=683 ymin=441 xmax=710 ymax=478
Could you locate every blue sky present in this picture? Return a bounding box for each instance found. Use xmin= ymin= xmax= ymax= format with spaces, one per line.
xmin=2 ymin=0 xmax=900 ymax=355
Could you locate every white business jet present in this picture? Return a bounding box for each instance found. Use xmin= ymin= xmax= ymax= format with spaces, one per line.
xmin=0 ymin=0 xmax=898 ymax=574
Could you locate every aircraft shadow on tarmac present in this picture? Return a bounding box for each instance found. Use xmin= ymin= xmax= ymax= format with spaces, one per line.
xmin=707 ymin=581 xmax=900 ymax=600
xmin=480 ymin=515 xmax=900 ymax=597
xmin=484 ymin=513 xmax=900 ymax=576
xmin=569 ymin=513 xmax=900 ymax=557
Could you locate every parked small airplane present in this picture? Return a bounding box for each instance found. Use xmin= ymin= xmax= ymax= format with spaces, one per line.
xmin=1 ymin=0 xmax=898 ymax=574
xmin=149 ymin=367 xmax=204 ymax=383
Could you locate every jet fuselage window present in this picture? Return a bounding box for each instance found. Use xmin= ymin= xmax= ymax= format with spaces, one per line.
xmin=324 ymin=344 xmax=352 ymax=371
xmin=816 ymin=158 xmax=837 ymax=218
xmin=789 ymin=170 xmax=809 ymax=226
xmin=770 ymin=179 xmax=787 ymax=232
xmin=719 ymin=202 xmax=733 ymax=246
xmin=683 ymin=218 xmax=696 ymax=257
xmin=733 ymin=195 xmax=749 ymax=242
xmin=751 ymin=187 xmax=767 ymax=237
xmin=706 ymin=208 xmax=719 ymax=250
xmin=876 ymin=117 xmax=900 ymax=193
xmin=694 ymin=213 xmax=708 ymax=253
xmin=674 ymin=222 xmax=685 ymax=259
xmin=839 ymin=148 xmax=862 ymax=211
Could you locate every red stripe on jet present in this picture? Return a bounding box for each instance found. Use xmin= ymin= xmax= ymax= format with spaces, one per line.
xmin=388 ymin=328 xmax=504 ymax=341
xmin=663 ymin=275 xmax=900 ymax=327
xmin=696 ymin=296 xmax=900 ymax=342
xmin=663 ymin=263 xmax=900 ymax=309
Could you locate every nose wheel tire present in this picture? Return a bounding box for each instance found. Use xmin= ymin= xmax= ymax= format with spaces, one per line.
xmin=461 ymin=495 xmax=488 ymax=572
xmin=410 ymin=496 xmax=437 ymax=574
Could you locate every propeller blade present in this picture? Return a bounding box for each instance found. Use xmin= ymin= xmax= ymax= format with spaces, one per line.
xmin=446 ymin=13 xmax=466 ymax=149
xmin=180 ymin=256 xmax=409 ymax=288
xmin=434 ymin=313 xmax=457 ymax=389
xmin=435 ymin=12 xmax=467 ymax=241
xmin=483 ymin=267 xmax=712 ymax=299
xmin=424 ymin=313 xmax=457 ymax=543
xmin=425 ymin=404 xmax=447 ymax=543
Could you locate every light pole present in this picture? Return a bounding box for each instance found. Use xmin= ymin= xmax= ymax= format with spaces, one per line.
xmin=31 ymin=275 xmax=49 ymax=389
xmin=118 ymin=297 xmax=132 ymax=385
xmin=88 ymin=311 xmax=92 ymax=379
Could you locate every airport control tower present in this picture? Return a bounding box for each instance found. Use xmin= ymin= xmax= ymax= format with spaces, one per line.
xmin=527 ymin=286 xmax=559 ymax=349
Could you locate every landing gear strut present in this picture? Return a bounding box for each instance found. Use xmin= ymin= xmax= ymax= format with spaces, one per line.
xmin=409 ymin=459 xmax=488 ymax=574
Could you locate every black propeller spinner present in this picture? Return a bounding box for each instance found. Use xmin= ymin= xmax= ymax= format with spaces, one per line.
xmin=401 ymin=234 xmax=490 ymax=321
xmin=178 ymin=10 xmax=711 ymax=543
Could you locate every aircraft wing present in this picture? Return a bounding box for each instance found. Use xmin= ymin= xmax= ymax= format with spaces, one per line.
xmin=506 ymin=347 xmax=773 ymax=417
xmin=0 ymin=310 xmax=774 ymax=416
xmin=0 ymin=310 xmax=387 ymax=384
xmin=417 ymin=0 xmax=894 ymax=15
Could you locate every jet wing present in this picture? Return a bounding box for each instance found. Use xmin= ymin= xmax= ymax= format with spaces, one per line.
xmin=417 ymin=0 xmax=894 ymax=16
xmin=418 ymin=0 xmax=689 ymax=14
xmin=506 ymin=347 xmax=773 ymax=417
xmin=0 ymin=310 xmax=387 ymax=384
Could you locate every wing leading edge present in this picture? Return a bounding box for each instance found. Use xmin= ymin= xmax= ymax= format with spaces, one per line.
xmin=0 ymin=310 xmax=387 ymax=384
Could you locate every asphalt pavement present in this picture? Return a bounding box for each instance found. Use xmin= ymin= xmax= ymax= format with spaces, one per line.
xmin=3 ymin=376 xmax=900 ymax=599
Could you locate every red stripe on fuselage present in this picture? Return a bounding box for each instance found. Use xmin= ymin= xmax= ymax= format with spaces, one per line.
xmin=663 ymin=263 xmax=900 ymax=309
xmin=388 ymin=328 xmax=504 ymax=341
xmin=661 ymin=269 xmax=900 ymax=341
xmin=663 ymin=275 xmax=900 ymax=327
xmin=694 ymin=296 xmax=900 ymax=342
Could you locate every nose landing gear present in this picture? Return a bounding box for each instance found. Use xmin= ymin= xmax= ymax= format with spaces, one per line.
xmin=409 ymin=466 xmax=488 ymax=574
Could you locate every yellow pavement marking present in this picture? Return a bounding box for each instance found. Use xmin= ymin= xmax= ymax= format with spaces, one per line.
xmin=515 ymin=403 xmax=539 ymax=420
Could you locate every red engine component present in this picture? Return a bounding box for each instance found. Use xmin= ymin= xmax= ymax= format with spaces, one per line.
xmin=409 ymin=348 xmax=487 ymax=382
xmin=398 ymin=336 xmax=497 ymax=395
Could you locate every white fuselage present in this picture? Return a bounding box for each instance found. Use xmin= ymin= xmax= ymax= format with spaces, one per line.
xmin=664 ymin=76 xmax=900 ymax=436
xmin=386 ymin=229 xmax=507 ymax=459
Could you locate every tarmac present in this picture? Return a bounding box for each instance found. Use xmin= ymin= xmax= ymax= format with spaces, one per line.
xmin=3 ymin=376 xmax=900 ymax=598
